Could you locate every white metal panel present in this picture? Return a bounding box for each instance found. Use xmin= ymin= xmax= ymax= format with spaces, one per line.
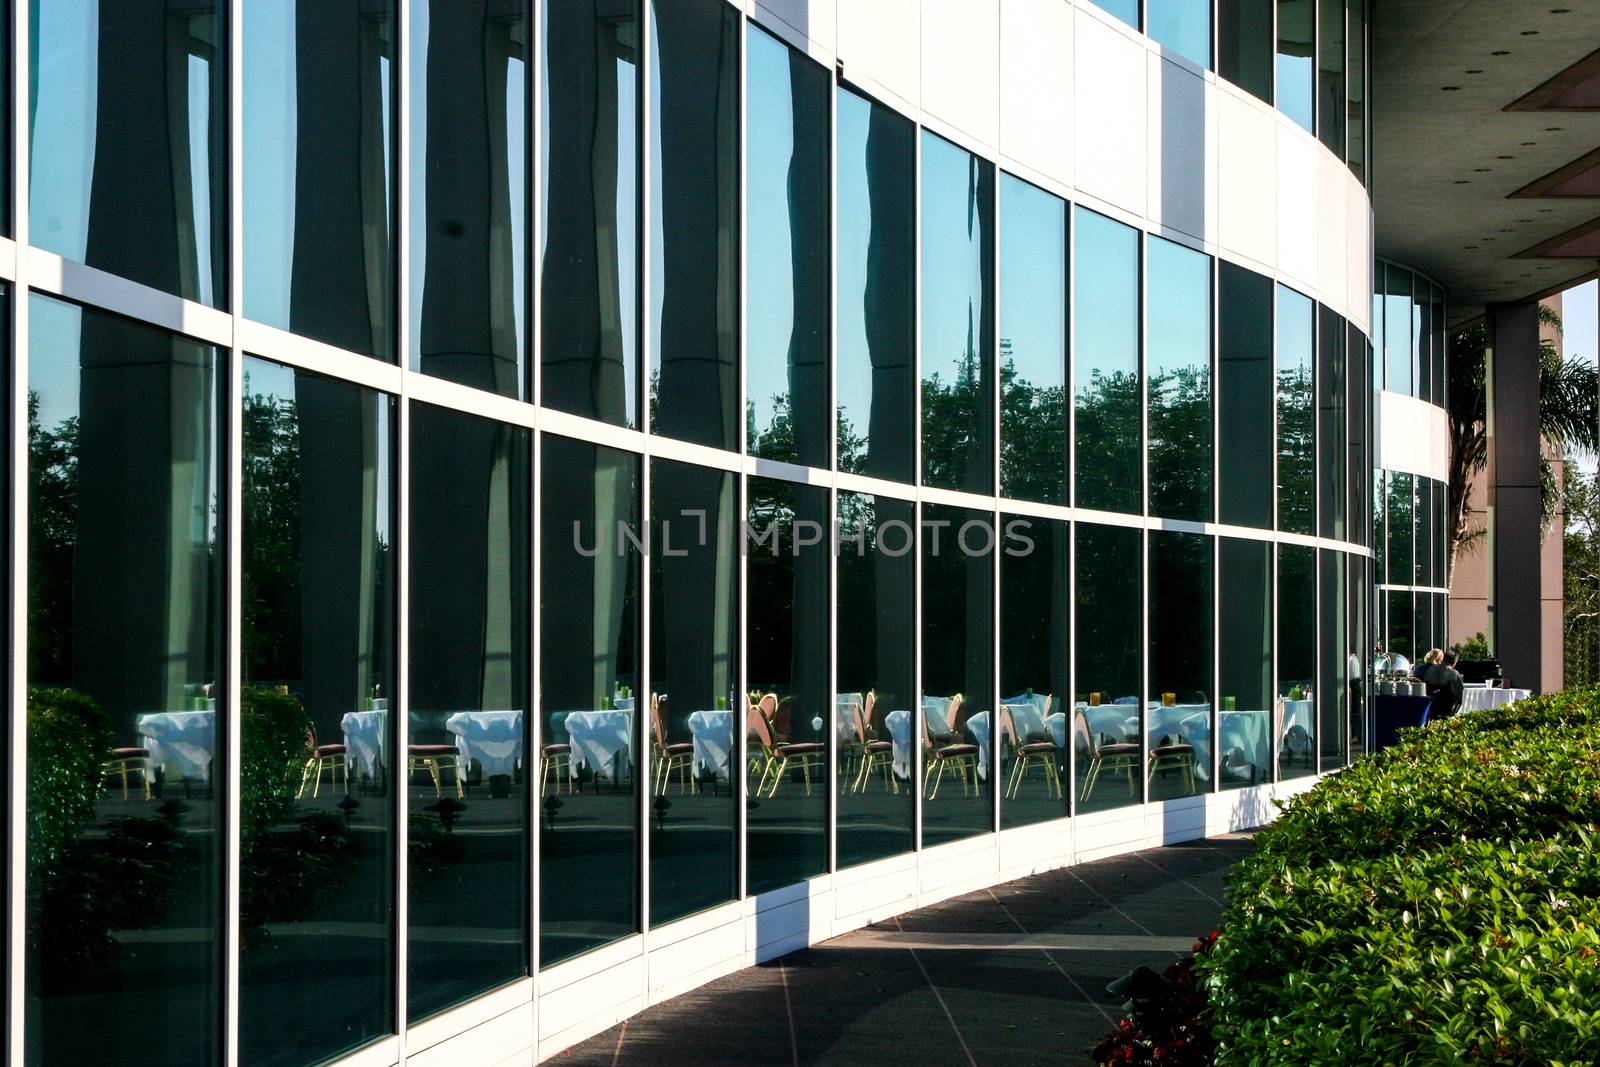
xmin=1215 ymin=87 xmax=1276 ymax=269
xmin=836 ymin=0 xmax=920 ymax=112
xmin=751 ymin=0 xmax=836 ymax=54
xmin=1378 ymin=389 xmax=1450 ymax=483
xmin=1317 ymin=152 xmax=1350 ymax=318
xmin=1147 ymin=53 xmax=1211 ymax=244
xmin=1276 ymin=127 xmax=1321 ymax=292
xmin=1073 ymin=10 xmax=1147 ymax=217
xmin=1346 ymin=176 xmax=1375 ymax=338
xmin=998 ymin=0 xmax=1072 ymax=182
xmin=921 ymin=0 xmax=1001 ymax=150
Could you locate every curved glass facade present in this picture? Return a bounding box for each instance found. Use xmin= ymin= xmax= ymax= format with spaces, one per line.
xmin=8 ymin=4 xmax=1377 ymax=1066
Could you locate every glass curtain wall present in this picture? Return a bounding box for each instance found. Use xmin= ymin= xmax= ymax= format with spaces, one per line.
xmin=746 ymin=26 xmax=830 ymax=468
xmin=1318 ymin=306 xmax=1347 ymax=541
xmin=1276 ymin=0 xmax=1316 ymax=133
xmin=1147 ymin=238 xmax=1212 ymax=522
xmin=1075 ymin=523 xmax=1143 ymax=813
xmin=998 ymin=177 xmax=1067 ymax=505
xmin=1277 ymin=286 xmax=1315 ymax=534
xmin=1149 ymin=0 xmax=1211 ymax=68
xmin=1219 ymin=262 xmax=1274 ymax=529
xmin=1218 ymin=538 xmax=1273 ymax=787
xmin=999 ymin=515 xmax=1069 ymax=826
xmin=920 ymin=134 xmax=995 ymax=495
xmin=1147 ymin=532 xmax=1212 ymax=801
xmin=1218 ymin=0 xmax=1273 ymax=104
xmin=1074 ymin=209 xmax=1141 ymax=515
xmin=1317 ymin=0 xmax=1346 ymax=156
xmin=1278 ymin=544 xmax=1317 ymax=780
xmin=410 ymin=0 xmax=526 ymax=396
xmin=1319 ymin=550 xmax=1348 ymax=771
xmin=26 ymin=294 xmax=220 ymax=1067
xmin=239 ymin=358 xmax=397 ymax=1067
xmin=836 ymin=88 xmax=915 ymax=482
xmin=539 ymin=436 xmax=641 ymax=966
xmin=406 ymin=404 xmax=530 ymax=1022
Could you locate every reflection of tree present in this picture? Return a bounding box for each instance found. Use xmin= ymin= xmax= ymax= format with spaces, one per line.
xmin=28 ymin=392 xmax=77 ymax=683
xmin=1075 ymin=369 xmax=1141 ymax=513
xmin=1148 ymin=365 xmax=1211 ymax=520
xmin=1277 ymin=364 xmax=1315 ymax=532
xmin=242 ymin=386 xmax=304 ymax=683
xmin=921 ymin=343 xmax=988 ymax=490
xmin=1000 ymin=354 xmax=1067 ymax=503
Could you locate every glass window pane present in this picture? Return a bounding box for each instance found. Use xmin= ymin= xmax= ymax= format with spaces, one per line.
xmin=1074 ymin=523 xmax=1142 ymax=814
xmin=1218 ymin=0 xmax=1273 ymax=103
xmin=407 ymin=404 xmax=529 ymax=1021
xmin=1318 ymin=306 xmax=1346 ymax=540
xmin=32 ymin=2 xmax=225 ymax=305
xmin=648 ymin=0 xmax=740 ymax=450
xmin=540 ymin=0 xmax=640 ymax=427
xmin=26 ymin=293 xmax=220 ymax=1067
xmin=1219 ymin=538 xmax=1272 ymax=788
xmin=1388 ymin=471 xmax=1413 ymax=589
xmin=1346 ymin=0 xmax=1367 ymax=181
xmin=745 ymin=476 xmax=830 ymax=894
xmin=1276 ymin=285 xmax=1315 ymax=534
xmin=243 ymin=1 xmax=395 ymax=359
xmin=648 ymin=459 xmax=738 ymax=924
xmin=1346 ymin=320 xmax=1370 ymax=546
xmin=746 ymin=27 xmax=830 ymax=468
xmin=240 ymin=357 xmax=396 ymax=1066
xmin=410 ymin=1 xmax=526 ymax=397
xmin=836 ymin=492 xmax=915 ymax=865
xmin=1074 ymin=208 xmax=1141 ymax=515
xmin=1351 ymin=558 xmax=1370 ymax=755
xmin=539 ymin=436 xmax=641 ymax=965
xmin=1147 ymin=237 xmax=1212 ymax=522
xmin=999 ymin=515 xmax=1069 ymax=827
xmin=1277 ymin=544 xmax=1316 ymax=780
xmin=1317 ymin=0 xmax=1345 ymax=155
xmin=1149 ymin=0 xmax=1211 ymax=68
xmin=1319 ymin=550 xmax=1348 ymax=771
xmin=1218 ymin=262 xmax=1274 ymax=528
xmin=999 ymin=176 xmax=1067 ymax=505
xmin=1431 ymin=285 xmax=1447 ymax=407
xmin=921 ymin=134 xmax=995 ymax=494
xmin=836 ymin=89 xmax=915 ymax=482
xmin=1374 ymin=469 xmax=1388 ymax=581
xmin=1148 ymin=532 xmax=1212 ymax=802
xmin=920 ymin=504 xmax=995 ymax=846
xmin=1383 ymin=265 xmax=1413 ymax=395
xmin=1276 ymin=0 xmax=1315 ymax=132
xmin=1091 ymin=0 xmax=1140 ymax=31
xmin=1384 ymin=589 xmax=1414 ymax=671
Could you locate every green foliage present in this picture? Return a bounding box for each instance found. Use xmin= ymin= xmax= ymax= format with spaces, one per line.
xmin=1451 ymin=631 xmax=1491 ymax=661
xmin=26 ymin=686 xmax=113 ymax=886
xmin=1201 ymin=687 xmax=1600 ymax=1064
xmin=240 ymin=686 xmax=311 ymax=846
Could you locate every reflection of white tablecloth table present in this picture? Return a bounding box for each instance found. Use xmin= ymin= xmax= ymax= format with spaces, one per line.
xmin=1459 ymin=687 xmax=1531 ymax=713
xmin=1217 ymin=708 xmax=1271 ymax=779
xmin=1145 ymin=704 xmax=1211 ymax=781
xmin=342 ymin=710 xmax=389 ymax=779
xmin=687 ymin=710 xmax=735 ymax=780
xmin=1078 ymin=704 xmax=1139 ymax=744
xmin=962 ymin=710 xmax=992 ymax=780
xmin=445 ymin=710 xmax=524 ymax=776
xmin=882 ymin=709 xmax=912 ymax=779
xmin=564 ymin=710 xmax=634 ymax=781
xmin=1280 ymin=698 xmax=1314 ymax=738
xmin=136 ymin=710 xmax=216 ymax=783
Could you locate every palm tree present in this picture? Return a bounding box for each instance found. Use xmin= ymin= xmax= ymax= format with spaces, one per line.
xmin=1445 ymin=304 xmax=1597 ymax=578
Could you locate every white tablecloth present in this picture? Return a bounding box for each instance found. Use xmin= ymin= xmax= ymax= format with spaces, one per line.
xmin=342 ymin=710 xmax=389 ymax=779
xmin=1280 ymin=698 xmax=1314 ymax=739
xmin=136 ymin=710 xmax=216 ymax=783
xmin=564 ymin=710 xmax=634 ymax=781
xmin=1078 ymin=704 xmax=1139 ymax=745
xmin=1217 ymin=708 xmax=1271 ymax=779
xmin=962 ymin=710 xmax=992 ymax=780
xmin=1460 ymin=687 xmax=1531 ymax=713
xmin=883 ymin=709 xmax=912 ymax=779
xmin=445 ymin=710 xmax=524 ymax=776
xmin=687 ymin=710 xmax=735 ymax=780
xmin=1145 ymin=704 xmax=1212 ymax=781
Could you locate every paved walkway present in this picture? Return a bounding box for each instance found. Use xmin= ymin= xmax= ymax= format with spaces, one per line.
xmin=553 ymin=831 xmax=1257 ymax=1066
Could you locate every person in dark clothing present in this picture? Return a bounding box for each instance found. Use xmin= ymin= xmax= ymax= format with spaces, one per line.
xmin=1423 ymin=650 xmax=1465 ymax=717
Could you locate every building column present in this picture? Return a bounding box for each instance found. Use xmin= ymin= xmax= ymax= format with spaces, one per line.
xmin=1487 ymin=302 xmax=1542 ymax=692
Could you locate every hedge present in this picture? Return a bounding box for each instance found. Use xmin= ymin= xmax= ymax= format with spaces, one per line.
xmin=1200 ymin=686 xmax=1600 ymax=1065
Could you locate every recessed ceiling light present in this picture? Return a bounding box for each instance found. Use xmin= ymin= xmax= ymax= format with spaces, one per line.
xmin=1474 ymin=167 xmax=1491 ymax=172
xmin=1521 ymin=29 xmax=1540 ymax=34
xmin=1497 ymin=155 xmax=1515 ymax=159
xmin=1551 ymin=8 xmax=1571 ymax=13
xmin=1442 ymin=85 xmax=1461 ymax=91
xmin=1546 ymin=127 xmax=1563 ymax=132
xmin=1519 ymin=219 xmax=1533 ymax=223
xmin=1521 ymin=142 xmax=1537 ymax=146
xmin=1454 ymin=179 xmax=1471 ymax=184
xmin=1492 ymin=50 xmax=1511 ymax=55
xmin=1539 ymin=208 xmax=1554 ymax=213
xmin=1466 ymin=69 xmax=1484 ymax=74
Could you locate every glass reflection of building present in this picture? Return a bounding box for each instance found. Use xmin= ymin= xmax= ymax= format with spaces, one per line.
xmin=11 ymin=0 xmax=1381 ymax=1064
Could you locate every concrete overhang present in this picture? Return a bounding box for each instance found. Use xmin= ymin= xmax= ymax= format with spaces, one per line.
xmin=1373 ymin=1 xmax=1600 ymax=325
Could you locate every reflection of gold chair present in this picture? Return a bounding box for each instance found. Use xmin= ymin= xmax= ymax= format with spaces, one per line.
xmin=850 ymin=692 xmax=898 ymax=794
xmin=540 ymin=742 xmax=572 ymax=794
xmin=923 ymin=695 xmax=979 ymax=800
xmin=1075 ymin=712 xmax=1138 ymax=802
xmin=651 ymin=694 xmax=694 ymax=795
xmin=103 ymin=747 xmax=152 ymax=801
xmin=1147 ymin=741 xmax=1197 ymax=792
xmin=298 ymin=727 xmax=349 ymax=798
xmin=1001 ymin=708 xmax=1060 ymax=800
xmin=748 ymin=706 xmax=825 ymax=797
xmin=408 ymin=744 xmax=465 ymax=799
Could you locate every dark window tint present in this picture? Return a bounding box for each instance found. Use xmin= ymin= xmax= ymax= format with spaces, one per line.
xmin=836 ymin=89 xmax=915 ymax=482
xmin=1218 ymin=0 xmax=1273 ymax=103
xmin=1074 ymin=523 xmax=1142 ymax=814
xmin=920 ymin=504 xmax=995 ymax=846
xmin=1346 ymin=0 xmax=1367 ymax=182
xmin=836 ymin=492 xmax=915 ymax=866
xmin=746 ymin=26 xmax=830 ymax=467
xmin=1218 ymin=538 xmax=1272 ymax=789
xmin=32 ymin=2 xmax=225 ymax=304
xmin=1319 ymin=551 xmax=1348 ymax=771
xmin=999 ymin=515 xmax=1069 ymax=828
xmin=243 ymin=0 xmax=395 ymax=358
xmin=407 ymin=404 xmax=530 ymax=1021
xmin=1147 ymin=237 xmax=1212 ymax=522
xmin=539 ymin=436 xmax=641 ymax=965
xmin=1276 ymin=0 xmax=1315 ymax=132
xmin=648 ymin=459 xmax=738 ymax=924
xmin=1317 ymin=0 xmax=1345 ymax=155
xmin=1346 ymin=321 xmax=1370 ymax=546
xmin=27 ymin=294 xmax=220 ymax=1067
xmin=1318 ymin=306 xmax=1346 ymax=540
xmin=540 ymin=0 xmax=640 ymax=426
xmin=1147 ymin=532 xmax=1212 ymax=802
xmin=1074 ymin=208 xmax=1140 ymax=514
xmin=999 ymin=176 xmax=1067 ymax=505
xmin=1218 ymin=262 xmax=1273 ymax=528
xmin=649 ymin=0 xmax=740 ymax=449
xmin=1387 ymin=472 xmax=1413 ymax=587
xmin=921 ymin=133 xmax=994 ymax=494
xmin=1276 ymin=285 xmax=1315 ymax=534
xmin=239 ymin=357 xmax=396 ymax=1066
xmin=411 ymin=0 xmax=526 ymax=396
xmin=1277 ymin=544 xmax=1316 ymax=780
xmin=745 ymin=476 xmax=830 ymax=894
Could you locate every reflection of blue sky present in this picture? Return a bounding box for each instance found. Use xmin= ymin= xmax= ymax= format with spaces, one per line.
xmin=30 ymin=293 xmax=84 ymax=433
xmin=1563 ymin=280 xmax=1597 ymax=477
xmin=1074 ymin=207 xmax=1138 ymax=391
xmin=243 ymin=0 xmax=298 ymax=327
xmin=921 ymin=132 xmax=982 ymax=386
xmin=745 ymin=27 xmax=796 ymax=431
xmin=835 ymin=90 xmax=872 ymax=432
xmin=1277 ymin=285 xmax=1314 ymax=376
xmin=1147 ymin=236 xmax=1209 ymax=378
xmin=1000 ymin=176 xmax=1064 ymax=391
xmin=1147 ymin=1 xmax=1210 ymax=68
xmin=31 ymin=0 xmax=97 ymax=262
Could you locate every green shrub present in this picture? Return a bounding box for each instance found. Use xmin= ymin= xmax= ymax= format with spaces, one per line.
xmin=240 ymin=686 xmax=312 ymax=847
xmin=25 ymin=686 xmax=113 ymax=886
xmin=1202 ymin=687 xmax=1600 ymax=1064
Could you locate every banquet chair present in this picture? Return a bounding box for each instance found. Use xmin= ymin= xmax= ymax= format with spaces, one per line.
xmin=748 ymin=706 xmax=826 ymax=797
xmin=540 ymin=737 xmax=572 ymax=795
xmin=1147 ymin=740 xmax=1197 ymax=792
xmin=1001 ymin=706 xmax=1060 ymax=800
xmin=1076 ymin=711 xmax=1139 ymax=802
xmin=298 ymin=726 xmax=350 ymax=799
xmin=923 ymin=695 xmax=979 ymax=800
xmin=408 ymin=743 xmax=465 ymax=799
xmin=103 ymin=747 xmax=152 ymax=801
xmin=650 ymin=694 xmax=694 ymax=795
xmin=851 ymin=692 xmax=898 ymax=794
